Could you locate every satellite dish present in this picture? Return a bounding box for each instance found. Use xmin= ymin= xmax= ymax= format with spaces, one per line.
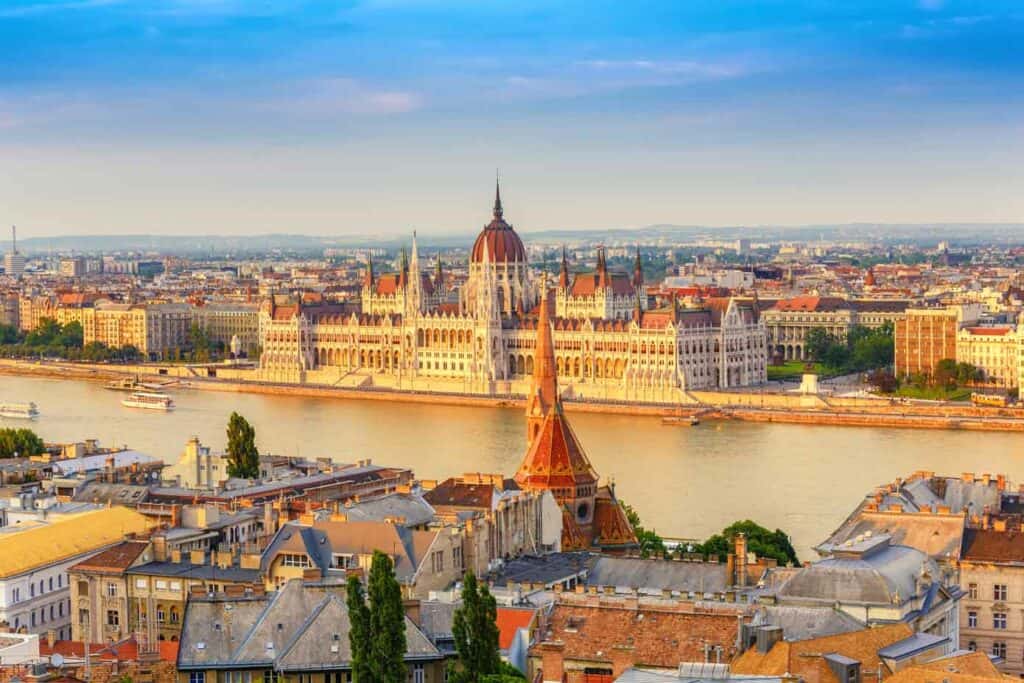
xmin=50 ymin=654 xmax=64 ymax=668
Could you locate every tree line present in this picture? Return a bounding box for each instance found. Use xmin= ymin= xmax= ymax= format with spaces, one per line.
xmin=0 ymin=428 xmax=45 ymax=458
xmin=622 ymin=501 xmax=800 ymax=566
xmin=0 ymin=319 xmax=141 ymax=362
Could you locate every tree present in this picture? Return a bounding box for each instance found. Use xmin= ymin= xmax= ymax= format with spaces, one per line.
xmin=621 ymin=500 xmax=666 ymax=559
xmin=225 ymin=412 xmax=260 ymax=479
xmin=189 ymin=324 xmax=212 ymax=362
xmin=368 ymin=550 xmax=408 ymax=683
xmin=0 ymin=323 xmax=19 ymax=345
xmin=804 ymin=328 xmax=833 ymax=362
xmin=346 ymin=575 xmax=374 ymax=683
xmin=25 ymin=318 xmax=61 ymax=347
xmin=695 ymin=520 xmax=799 ymax=567
xmin=866 ymin=369 xmax=897 ymax=393
xmin=58 ymin=320 xmax=84 ymax=348
xmin=0 ymin=428 xmax=45 ymax=458
xmin=449 ymin=572 xmax=502 ymax=683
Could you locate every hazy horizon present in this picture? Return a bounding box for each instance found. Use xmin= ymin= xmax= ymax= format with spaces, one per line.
xmin=3 ymin=1 xmax=1023 ymax=236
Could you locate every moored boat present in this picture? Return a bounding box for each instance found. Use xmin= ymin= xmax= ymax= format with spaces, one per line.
xmin=0 ymin=402 xmax=39 ymax=419
xmin=121 ymin=391 xmax=175 ymax=411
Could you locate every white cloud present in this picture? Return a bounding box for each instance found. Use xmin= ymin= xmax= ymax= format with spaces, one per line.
xmin=264 ymin=78 xmax=422 ymax=116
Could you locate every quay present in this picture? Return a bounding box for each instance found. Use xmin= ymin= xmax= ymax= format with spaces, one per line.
xmin=4 ymin=358 xmax=1024 ymax=430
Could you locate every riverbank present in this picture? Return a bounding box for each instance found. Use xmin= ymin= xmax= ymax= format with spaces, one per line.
xmin=3 ymin=358 xmax=1023 ymax=429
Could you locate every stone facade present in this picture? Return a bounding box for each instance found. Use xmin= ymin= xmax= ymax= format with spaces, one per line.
xmin=258 ymin=190 xmax=768 ymax=403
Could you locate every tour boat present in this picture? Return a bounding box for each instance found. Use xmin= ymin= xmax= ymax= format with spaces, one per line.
xmin=0 ymin=402 xmax=40 ymax=420
xmin=121 ymin=391 xmax=175 ymax=411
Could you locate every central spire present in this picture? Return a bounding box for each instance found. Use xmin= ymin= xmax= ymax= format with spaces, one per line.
xmin=493 ymin=174 xmax=504 ymax=220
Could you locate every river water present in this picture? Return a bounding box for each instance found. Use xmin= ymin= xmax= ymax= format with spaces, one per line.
xmin=2 ymin=374 xmax=1020 ymax=559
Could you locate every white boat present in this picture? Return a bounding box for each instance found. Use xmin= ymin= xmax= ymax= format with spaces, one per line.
xmin=121 ymin=392 xmax=175 ymax=411
xmin=0 ymin=402 xmax=39 ymax=420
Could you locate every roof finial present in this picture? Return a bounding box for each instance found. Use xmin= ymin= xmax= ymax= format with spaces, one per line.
xmin=493 ymin=170 xmax=503 ymax=220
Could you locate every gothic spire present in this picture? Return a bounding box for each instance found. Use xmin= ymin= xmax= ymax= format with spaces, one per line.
xmin=434 ymin=252 xmax=444 ymax=289
xmin=493 ymin=175 xmax=504 ymax=220
xmin=363 ymin=255 xmax=375 ymax=288
xmin=529 ymin=273 xmax=558 ymax=420
xmin=559 ymin=245 xmax=570 ymax=289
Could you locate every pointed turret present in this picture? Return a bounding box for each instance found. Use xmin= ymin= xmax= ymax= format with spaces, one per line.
xmin=597 ymin=247 xmax=610 ymax=289
xmin=633 ymin=246 xmax=644 ymax=288
xmin=559 ymin=246 xmax=570 ymax=289
xmin=397 ymin=248 xmax=409 ymax=288
xmin=434 ymin=253 xmax=444 ymax=290
xmin=363 ymin=256 xmax=375 ymax=288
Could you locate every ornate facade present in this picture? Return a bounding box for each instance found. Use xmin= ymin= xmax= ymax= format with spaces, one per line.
xmin=258 ymin=186 xmax=769 ymax=402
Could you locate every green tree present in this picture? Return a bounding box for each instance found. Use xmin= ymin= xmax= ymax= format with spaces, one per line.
xmin=449 ymin=572 xmax=502 ymax=683
xmin=225 ymin=412 xmax=260 ymax=479
xmin=0 ymin=428 xmax=45 ymax=458
xmin=621 ymin=500 xmax=666 ymax=559
xmin=696 ymin=520 xmax=799 ymax=566
xmin=0 ymin=323 xmax=20 ymax=345
xmin=367 ymin=550 xmax=408 ymax=682
xmin=346 ymin=575 xmax=374 ymax=683
xmin=804 ymin=327 xmax=833 ymax=362
xmin=189 ymin=323 xmax=212 ymax=362
xmin=58 ymin=320 xmax=84 ymax=348
xmin=25 ymin=318 xmax=61 ymax=347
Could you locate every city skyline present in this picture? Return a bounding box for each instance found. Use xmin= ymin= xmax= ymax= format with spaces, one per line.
xmin=2 ymin=1 xmax=1023 ymax=236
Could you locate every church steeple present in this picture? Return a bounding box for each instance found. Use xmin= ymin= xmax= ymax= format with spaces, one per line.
xmin=596 ymin=246 xmax=609 ymax=289
xmin=527 ymin=274 xmax=558 ymax=436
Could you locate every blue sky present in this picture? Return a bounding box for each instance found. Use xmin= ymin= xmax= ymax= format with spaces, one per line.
xmin=1 ymin=0 xmax=1023 ymax=236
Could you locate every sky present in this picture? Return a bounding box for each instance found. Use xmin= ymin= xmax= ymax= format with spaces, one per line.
xmin=1 ymin=0 xmax=1023 ymax=237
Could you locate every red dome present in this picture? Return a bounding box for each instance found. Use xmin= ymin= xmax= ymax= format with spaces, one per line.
xmin=471 ymin=183 xmax=527 ymax=264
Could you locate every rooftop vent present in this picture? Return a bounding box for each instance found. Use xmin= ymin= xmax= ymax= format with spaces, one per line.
xmin=195 ymin=642 xmax=206 ymax=650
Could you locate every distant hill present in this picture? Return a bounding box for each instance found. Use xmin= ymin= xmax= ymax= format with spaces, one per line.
xmin=10 ymin=222 xmax=1024 ymax=255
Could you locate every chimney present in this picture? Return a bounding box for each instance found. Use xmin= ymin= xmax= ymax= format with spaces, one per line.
xmin=735 ymin=533 xmax=748 ymax=588
xmin=46 ymin=630 xmax=56 ymax=649
xmin=539 ymin=641 xmax=565 ymax=682
xmin=611 ymin=644 xmax=636 ymax=679
xmin=997 ymin=474 xmax=1006 ymax=491
xmin=756 ymin=626 xmax=784 ymax=654
xmin=403 ymin=599 xmax=421 ymax=627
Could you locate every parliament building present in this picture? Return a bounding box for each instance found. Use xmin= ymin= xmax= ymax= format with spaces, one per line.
xmin=258 ymin=185 xmax=769 ymax=403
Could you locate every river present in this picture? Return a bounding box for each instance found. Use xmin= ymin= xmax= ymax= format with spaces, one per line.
xmin=2 ymin=374 xmax=1020 ymax=560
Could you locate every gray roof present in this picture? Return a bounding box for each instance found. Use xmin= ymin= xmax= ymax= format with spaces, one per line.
xmin=777 ymin=537 xmax=938 ymax=607
xmin=586 ymin=556 xmax=729 ymax=595
xmin=341 ymin=493 xmax=436 ymax=528
xmin=877 ymin=632 xmax=950 ymax=660
xmin=489 ymin=552 xmax=592 ymax=588
xmin=753 ymin=606 xmax=865 ymax=641
xmin=71 ymin=481 xmax=151 ymax=505
xmin=178 ymin=580 xmax=441 ymax=671
xmin=128 ymin=561 xmax=261 ymax=583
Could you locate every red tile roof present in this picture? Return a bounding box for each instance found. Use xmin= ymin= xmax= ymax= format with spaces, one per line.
xmin=496 ymin=606 xmax=536 ymax=651
xmin=69 ymin=540 xmax=149 ymax=574
xmin=963 ymin=326 xmax=1013 ymax=336
xmin=962 ymin=528 xmax=1024 ymax=563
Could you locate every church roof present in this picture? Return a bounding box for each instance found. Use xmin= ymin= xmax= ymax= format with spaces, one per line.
xmin=515 ymin=409 xmax=598 ymax=491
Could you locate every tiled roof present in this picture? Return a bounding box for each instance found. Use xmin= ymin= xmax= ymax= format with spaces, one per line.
xmin=515 ymin=410 xmax=598 ymax=492
xmin=732 ymin=623 xmax=914 ymax=683
xmin=495 ymin=606 xmax=536 ymax=651
xmin=0 ymin=507 xmax=154 ymax=579
xmin=423 ymin=478 xmax=496 ymax=510
xmin=535 ymin=597 xmax=749 ymax=669
xmin=961 ymin=528 xmax=1024 ymax=563
xmin=70 ymin=539 xmax=150 ymax=574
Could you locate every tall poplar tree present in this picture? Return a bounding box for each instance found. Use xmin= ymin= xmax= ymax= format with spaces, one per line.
xmin=449 ymin=571 xmax=502 ymax=682
xmin=225 ymin=412 xmax=260 ymax=479
xmin=348 ymin=551 xmax=407 ymax=682
xmin=368 ymin=550 xmax=407 ymax=682
xmin=346 ymin=575 xmax=373 ymax=682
